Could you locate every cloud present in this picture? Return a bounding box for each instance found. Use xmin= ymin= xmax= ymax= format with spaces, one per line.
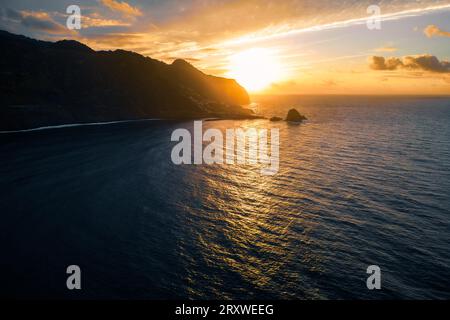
xmin=2 ymin=8 xmax=22 ymax=20
xmin=100 ymin=0 xmax=142 ymax=17
xmin=1 ymin=9 xmax=68 ymax=34
xmin=424 ymin=25 xmax=450 ymax=38
xmin=369 ymin=55 xmax=450 ymax=73
xmin=322 ymin=79 xmax=338 ymax=87
xmin=79 ymin=33 xmax=145 ymax=47
xmin=213 ymin=1 xmax=450 ymax=47
xmin=81 ymin=14 xmax=131 ymax=28
xmin=375 ymin=46 xmax=398 ymax=52
xmin=403 ymin=55 xmax=450 ymax=73
xmin=84 ymin=0 xmax=449 ymax=56
xmin=269 ymin=80 xmax=298 ymax=91
xmin=369 ymin=56 xmax=403 ymax=71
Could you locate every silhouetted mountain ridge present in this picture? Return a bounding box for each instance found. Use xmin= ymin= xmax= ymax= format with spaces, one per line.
xmin=0 ymin=30 xmax=253 ymax=131
xmin=54 ymin=39 xmax=94 ymax=53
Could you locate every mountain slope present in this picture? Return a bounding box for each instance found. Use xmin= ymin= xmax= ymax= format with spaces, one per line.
xmin=0 ymin=30 xmax=253 ymax=131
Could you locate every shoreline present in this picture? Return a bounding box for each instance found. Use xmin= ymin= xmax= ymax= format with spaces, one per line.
xmin=0 ymin=115 xmax=265 ymax=134
xmin=0 ymin=118 xmax=163 ymax=134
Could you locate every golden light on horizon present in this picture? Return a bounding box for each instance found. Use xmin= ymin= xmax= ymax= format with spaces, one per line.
xmin=226 ymin=48 xmax=284 ymax=92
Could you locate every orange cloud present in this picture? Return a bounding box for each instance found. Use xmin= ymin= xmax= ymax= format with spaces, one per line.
xmin=375 ymin=46 xmax=398 ymax=52
xmin=424 ymin=25 xmax=450 ymax=38
xmin=79 ymin=33 xmax=145 ymax=48
xmin=82 ymin=15 xmax=131 ymax=28
xmin=369 ymin=55 xmax=450 ymax=73
xmin=100 ymin=0 xmax=142 ymax=17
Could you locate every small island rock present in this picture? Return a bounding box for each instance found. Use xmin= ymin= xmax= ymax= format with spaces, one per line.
xmin=285 ymin=108 xmax=307 ymax=122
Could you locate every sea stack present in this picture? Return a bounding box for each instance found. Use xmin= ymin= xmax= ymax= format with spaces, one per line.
xmin=285 ymin=108 xmax=307 ymax=122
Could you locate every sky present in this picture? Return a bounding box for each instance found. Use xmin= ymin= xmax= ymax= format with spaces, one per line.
xmin=1 ymin=0 xmax=450 ymax=95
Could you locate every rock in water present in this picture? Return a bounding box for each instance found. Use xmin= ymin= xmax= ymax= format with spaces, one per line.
xmin=285 ymin=108 xmax=307 ymax=122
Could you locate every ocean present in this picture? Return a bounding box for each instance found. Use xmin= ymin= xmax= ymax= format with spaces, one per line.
xmin=1 ymin=95 xmax=449 ymax=299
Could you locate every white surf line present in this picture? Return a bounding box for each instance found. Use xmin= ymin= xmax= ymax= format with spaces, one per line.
xmin=0 ymin=118 xmax=163 ymax=134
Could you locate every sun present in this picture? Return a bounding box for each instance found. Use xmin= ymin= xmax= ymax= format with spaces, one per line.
xmin=226 ymin=48 xmax=284 ymax=92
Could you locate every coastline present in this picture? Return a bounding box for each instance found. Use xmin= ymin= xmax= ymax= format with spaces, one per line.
xmin=0 ymin=114 xmax=265 ymax=134
xmin=0 ymin=118 xmax=163 ymax=134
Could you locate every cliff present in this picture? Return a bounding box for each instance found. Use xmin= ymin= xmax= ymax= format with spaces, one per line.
xmin=0 ymin=30 xmax=253 ymax=131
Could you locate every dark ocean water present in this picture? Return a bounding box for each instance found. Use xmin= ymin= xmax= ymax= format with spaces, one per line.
xmin=1 ymin=95 xmax=449 ymax=299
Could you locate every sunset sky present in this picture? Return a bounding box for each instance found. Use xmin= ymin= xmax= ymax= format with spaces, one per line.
xmin=1 ymin=0 xmax=450 ymax=94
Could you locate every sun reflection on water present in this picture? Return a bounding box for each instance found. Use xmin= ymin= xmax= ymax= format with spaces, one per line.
xmin=176 ymin=119 xmax=325 ymax=299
